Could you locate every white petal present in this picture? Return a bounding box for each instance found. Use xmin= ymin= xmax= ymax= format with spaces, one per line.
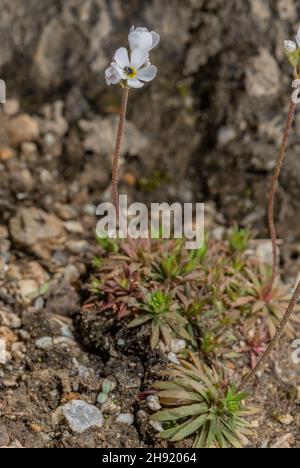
xmin=127 ymin=79 xmax=144 ymax=88
xmin=129 ymin=31 xmax=153 ymax=51
xmin=137 ymin=65 xmax=157 ymax=82
xmin=128 ymin=32 xmax=139 ymax=51
xmin=114 ymin=47 xmax=130 ymax=68
xmin=296 ymin=26 xmax=300 ymax=46
xmin=105 ymin=63 xmax=122 ymax=86
xmin=130 ymin=48 xmax=148 ymax=69
xmin=115 ymin=64 xmax=127 ymax=80
xmin=285 ymin=40 xmax=297 ymax=53
xmin=150 ymin=32 xmax=160 ymax=50
xmin=141 ymin=32 xmax=153 ymax=50
xmin=130 ymin=25 xmax=135 ymax=33
xmin=135 ymin=27 xmax=149 ymax=33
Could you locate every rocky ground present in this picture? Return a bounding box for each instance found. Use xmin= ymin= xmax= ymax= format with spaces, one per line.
xmin=0 ymin=98 xmax=299 ymax=447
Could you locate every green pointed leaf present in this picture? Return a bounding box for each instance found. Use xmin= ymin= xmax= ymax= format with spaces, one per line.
xmin=157 ymin=389 xmax=202 ymax=404
xmin=171 ymin=414 xmax=208 ymax=441
xmin=206 ymin=419 xmax=218 ymax=448
xmin=153 ymin=381 xmax=185 ymax=391
xmin=150 ymin=318 xmax=160 ymax=349
xmin=159 ymin=324 xmax=172 ymax=349
xmin=159 ymin=419 xmax=192 ymax=440
xmin=215 ymin=426 xmax=228 ymax=449
xmin=152 ymin=403 xmax=208 ymax=422
xmin=222 ymin=428 xmax=243 ymax=448
xmin=193 ymin=422 xmax=209 ymax=448
xmin=128 ymin=315 xmax=152 ymax=328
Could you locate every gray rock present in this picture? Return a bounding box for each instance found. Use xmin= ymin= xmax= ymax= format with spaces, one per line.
xmin=245 ymin=48 xmax=280 ymax=97
xmin=35 ymin=336 xmax=53 ymax=350
xmin=116 ymin=413 xmax=134 ymax=425
xmin=146 ymin=396 xmax=161 ymax=412
xmin=0 ymin=425 xmax=10 ymax=447
xmin=9 ymin=207 xmax=65 ymax=260
xmin=61 ymin=400 xmax=104 ymax=434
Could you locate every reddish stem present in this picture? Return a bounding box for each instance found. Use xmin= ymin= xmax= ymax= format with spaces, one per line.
xmin=240 ymin=280 xmax=300 ymax=390
xmin=239 ymin=88 xmax=300 ymax=390
xmin=267 ymin=99 xmax=296 ymax=293
xmin=111 ymin=87 xmax=129 ymax=220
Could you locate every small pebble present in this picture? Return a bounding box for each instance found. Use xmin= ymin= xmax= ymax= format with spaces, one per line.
xmin=83 ymin=204 xmax=96 ymax=216
xmin=116 ymin=413 xmax=134 ymax=425
xmin=18 ymin=330 xmax=30 ymax=341
xmin=34 ymin=297 xmax=44 ymax=311
xmin=101 ymin=399 xmax=120 ymax=414
xmin=171 ymin=339 xmax=186 ymax=353
xmin=35 ymin=336 xmax=53 ymax=350
xmin=167 ymin=352 xmax=179 ymax=364
xmin=61 ymin=400 xmax=104 ymax=433
xmin=64 ymin=221 xmax=84 ymax=234
xmin=149 ymin=420 xmax=163 ymax=433
xmin=278 ymin=414 xmax=294 ymax=426
xmin=146 ymin=395 xmax=161 ymax=412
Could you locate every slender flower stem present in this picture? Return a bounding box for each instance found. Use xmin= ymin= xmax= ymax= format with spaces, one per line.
xmin=267 ymin=98 xmax=297 ymax=294
xmin=111 ymin=86 xmax=129 ymax=220
xmin=239 ymin=82 xmax=300 ymax=391
xmin=240 ymin=280 xmax=300 ymax=390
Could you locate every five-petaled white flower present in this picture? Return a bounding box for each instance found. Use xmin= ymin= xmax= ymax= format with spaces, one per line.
xmin=105 ymin=25 xmax=159 ymax=88
xmin=128 ymin=26 xmax=160 ymax=52
xmin=106 ymin=47 xmax=157 ymax=88
xmin=105 ymin=63 xmax=122 ymax=86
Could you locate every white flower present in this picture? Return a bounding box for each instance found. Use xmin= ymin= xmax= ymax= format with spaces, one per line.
xmin=284 ymin=40 xmax=297 ymax=53
xmin=105 ymin=62 xmax=122 ymax=86
xmin=129 ymin=26 xmax=160 ymax=52
xmin=107 ymin=47 xmax=157 ymax=88
xmin=296 ymin=26 xmax=300 ymax=47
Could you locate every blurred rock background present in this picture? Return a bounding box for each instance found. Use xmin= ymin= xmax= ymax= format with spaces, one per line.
xmin=1 ymin=1 xmax=300 ymax=448
xmin=0 ymin=0 xmax=300 ymax=243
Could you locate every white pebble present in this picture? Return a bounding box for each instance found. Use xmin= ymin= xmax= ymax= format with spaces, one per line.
xmin=146 ymin=395 xmax=161 ymax=411
xmin=168 ymin=352 xmax=179 ymax=364
xmin=35 ymin=336 xmax=53 ymax=350
xmin=116 ymin=413 xmax=134 ymax=425
xmin=61 ymin=400 xmax=104 ymax=433
xmin=149 ymin=420 xmax=163 ymax=433
xmin=171 ymin=339 xmax=186 ymax=353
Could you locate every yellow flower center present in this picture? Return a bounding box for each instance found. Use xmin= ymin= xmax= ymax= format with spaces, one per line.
xmin=124 ymin=66 xmax=137 ymax=79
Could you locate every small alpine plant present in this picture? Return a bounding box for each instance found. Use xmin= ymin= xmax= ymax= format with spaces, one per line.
xmin=105 ymin=26 xmax=159 ymax=216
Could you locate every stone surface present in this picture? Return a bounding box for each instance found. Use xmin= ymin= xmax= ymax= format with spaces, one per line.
xmin=146 ymin=396 xmax=161 ymax=412
xmin=0 ymin=425 xmax=10 ymax=447
xmin=8 ymin=114 xmax=40 ymax=147
xmin=35 ymin=337 xmax=53 ymax=350
xmin=9 ymin=208 xmax=65 ymax=259
xmin=61 ymin=400 xmax=104 ymax=434
xmin=115 ymin=413 xmax=134 ymax=425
